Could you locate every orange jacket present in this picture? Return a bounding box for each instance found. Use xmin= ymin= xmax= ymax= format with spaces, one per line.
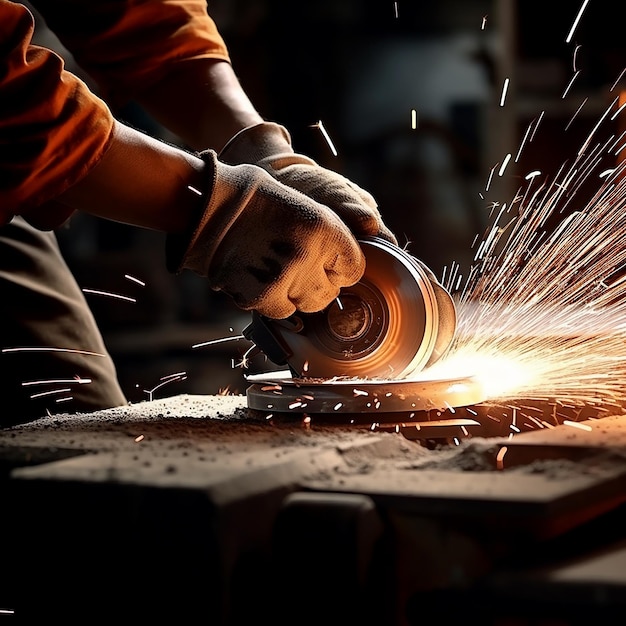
xmin=0 ymin=0 xmax=230 ymax=225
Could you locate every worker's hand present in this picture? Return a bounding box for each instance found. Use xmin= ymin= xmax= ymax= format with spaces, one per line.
xmin=219 ymin=122 xmax=397 ymax=245
xmin=167 ymin=151 xmax=365 ymax=319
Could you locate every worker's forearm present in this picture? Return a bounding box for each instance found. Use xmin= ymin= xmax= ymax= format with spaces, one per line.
xmin=55 ymin=121 xmax=207 ymax=233
xmin=136 ymin=59 xmax=264 ymax=153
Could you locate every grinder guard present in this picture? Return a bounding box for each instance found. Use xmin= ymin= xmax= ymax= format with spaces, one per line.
xmin=242 ymin=237 xmax=457 ymax=380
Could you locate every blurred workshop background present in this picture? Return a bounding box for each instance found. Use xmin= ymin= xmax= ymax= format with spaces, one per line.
xmin=26 ymin=0 xmax=624 ymax=403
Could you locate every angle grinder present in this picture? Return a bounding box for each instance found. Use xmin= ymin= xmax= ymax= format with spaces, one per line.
xmin=243 ymin=237 xmax=457 ymax=379
xmin=243 ymin=237 xmax=485 ymax=420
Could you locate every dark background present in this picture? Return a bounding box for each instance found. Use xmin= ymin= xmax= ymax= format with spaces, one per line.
xmin=30 ymin=0 xmax=626 ymax=403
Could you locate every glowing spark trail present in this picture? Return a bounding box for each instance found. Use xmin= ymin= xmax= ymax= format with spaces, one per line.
xmin=2 ymin=347 xmax=106 ymax=357
xmin=192 ymin=335 xmax=244 ymax=349
xmin=82 ymin=289 xmax=136 ymax=303
xmin=144 ymin=372 xmax=187 ymax=401
xmin=427 ymin=96 xmax=626 ymax=414
xmin=314 ymin=120 xmax=338 ymax=156
xmin=499 ymin=78 xmax=509 ymax=107
xmin=124 ymin=274 xmax=145 ymax=286
xmin=565 ymin=0 xmax=590 ymax=44
xmin=22 ymin=377 xmax=92 ymax=386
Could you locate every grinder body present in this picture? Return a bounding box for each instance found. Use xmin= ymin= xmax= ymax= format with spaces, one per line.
xmin=243 ymin=237 xmax=457 ymax=380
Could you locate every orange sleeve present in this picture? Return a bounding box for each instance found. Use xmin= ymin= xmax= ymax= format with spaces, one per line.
xmin=31 ymin=0 xmax=231 ymax=107
xmin=0 ymin=0 xmax=230 ymax=227
xmin=0 ymin=0 xmax=114 ymax=226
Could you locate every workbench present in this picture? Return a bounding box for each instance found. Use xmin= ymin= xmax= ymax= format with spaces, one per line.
xmin=2 ymin=394 xmax=626 ymax=625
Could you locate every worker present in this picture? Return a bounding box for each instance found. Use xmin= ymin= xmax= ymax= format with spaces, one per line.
xmin=0 ymin=0 xmax=397 ymax=425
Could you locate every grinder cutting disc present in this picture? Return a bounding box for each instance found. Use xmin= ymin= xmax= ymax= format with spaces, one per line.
xmin=243 ymin=237 xmax=457 ymax=379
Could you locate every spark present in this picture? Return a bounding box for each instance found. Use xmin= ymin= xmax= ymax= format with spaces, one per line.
xmin=565 ymin=0 xmax=590 ymax=44
xmin=422 ymin=95 xmax=626 ymax=417
xmin=481 ymin=15 xmax=487 ymax=30
xmin=261 ymin=384 xmax=282 ymax=392
xmin=2 ymin=347 xmax=106 ymax=357
xmin=562 ymin=71 xmax=580 ymax=98
xmin=124 ymin=274 xmax=145 ymax=286
xmin=563 ymin=420 xmax=593 ymax=431
xmin=610 ymin=100 xmax=626 ymax=121
xmin=313 ymin=120 xmax=338 ymax=156
xmin=529 ymin=111 xmax=545 ymax=142
xmin=22 ymin=377 xmax=92 ymax=386
xmin=187 ymin=185 xmax=202 ymax=196
xmin=30 ymin=388 xmax=71 ymax=399
xmin=515 ymin=120 xmax=536 ymax=163
xmin=192 ymin=335 xmax=244 ymax=349
xmin=143 ymin=372 xmax=187 ymax=401
xmin=498 ymin=154 xmax=512 ymax=176
xmin=393 ymin=2 xmax=398 ymax=18
xmin=411 ymin=109 xmax=418 ymax=129
xmin=610 ymin=67 xmax=626 ymax=92
xmin=235 ymin=344 xmax=256 ymax=369
xmin=485 ymin=163 xmax=497 ymax=192
xmin=499 ymin=78 xmax=509 ymax=107
xmin=565 ymin=97 xmax=588 ymax=131
xmin=572 ymin=45 xmax=582 ymax=72
xmin=82 ymin=289 xmax=136 ymax=303
xmin=134 ymin=434 xmax=145 ymax=443
xmin=496 ymin=446 xmax=507 ymax=470
xmin=578 ymin=96 xmax=619 ymax=156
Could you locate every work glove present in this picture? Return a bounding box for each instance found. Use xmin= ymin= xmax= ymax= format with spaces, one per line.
xmin=219 ymin=122 xmax=397 ymax=245
xmin=167 ymin=150 xmax=366 ymax=319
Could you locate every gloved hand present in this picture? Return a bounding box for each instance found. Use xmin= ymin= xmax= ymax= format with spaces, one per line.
xmin=219 ymin=122 xmax=397 ymax=245
xmin=167 ymin=150 xmax=366 ymax=319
